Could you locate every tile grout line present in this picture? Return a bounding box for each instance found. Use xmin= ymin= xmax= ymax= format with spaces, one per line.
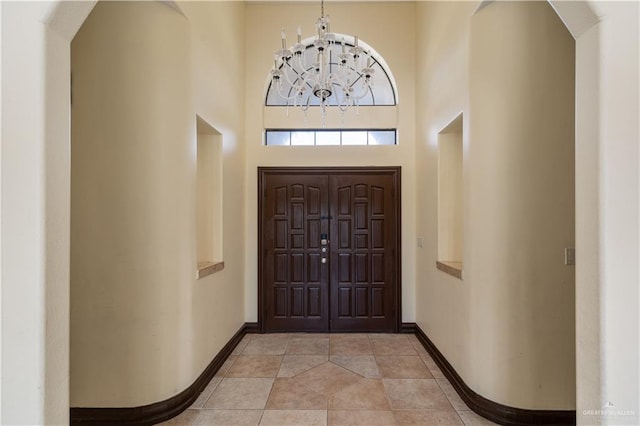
xmin=261 ymin=333 xmax=290 ymax=415
xmin=198 ymin=333 xmax=257 ymax=411
xmin=199 ymin=353 xmax=239 ymax=409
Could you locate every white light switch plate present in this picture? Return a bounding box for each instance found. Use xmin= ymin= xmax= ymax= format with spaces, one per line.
xmin=565 ymin=247 xmax=575 ymax=265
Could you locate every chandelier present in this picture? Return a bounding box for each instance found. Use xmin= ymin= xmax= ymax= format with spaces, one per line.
xmin=270 ymin=0 xmax=375 ymax=123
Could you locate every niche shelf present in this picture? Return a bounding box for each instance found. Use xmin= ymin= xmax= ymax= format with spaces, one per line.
xmin=437 ymin=114 xmax=463 ymax=279
xmin=196 ymin=116 xmax=224 ymax=279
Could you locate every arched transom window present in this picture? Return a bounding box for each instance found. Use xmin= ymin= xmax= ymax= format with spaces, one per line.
xmin=265 ymin=34 xmax=397 ymax=108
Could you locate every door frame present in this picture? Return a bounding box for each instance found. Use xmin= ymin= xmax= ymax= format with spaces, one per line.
xmin=257 ymin=166 xmax=402 ymax=333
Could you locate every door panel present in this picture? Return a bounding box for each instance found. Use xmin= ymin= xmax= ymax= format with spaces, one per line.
xmin=329 ymin=174 xmax=397 ymax=331
xmin=260 ymin=168 xmax=399 ymax=333
xmin=262 ymin=174 xmax=329 ymax=331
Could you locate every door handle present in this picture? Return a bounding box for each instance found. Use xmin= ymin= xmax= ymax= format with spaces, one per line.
xmin=321 ymin=258 xmax=327 ymax=264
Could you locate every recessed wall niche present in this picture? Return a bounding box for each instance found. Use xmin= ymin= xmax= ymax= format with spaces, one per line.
xmin=196 ymin=116 xmax=224 ymax=278
xmin=437 ymin=114 xmax=463 ymax=279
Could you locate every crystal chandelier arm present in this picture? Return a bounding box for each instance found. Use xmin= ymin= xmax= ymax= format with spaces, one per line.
xmin=280 ymin=62 xmax=317 ymax=96
xmin=295 ymin=90 xmax=312 ymax=111
xmin=279 ymin=61 xmax=301 ymax=88
xmin=351 ymin=83 xmax=373 ymax=101
xmin=343 ymin=55 xmax=375 ymax=101
xmin=348 ymin=74 xmax=371 ymax=99
xmin=275 ymin=84 xmax=303 ymax=102
xmin=294 ymin=54 xmax=305 ymax=73
xmin=275 ymin=78 xmax=311 ymax=103
xmin=276 ymin=45 xmax=318 ymax=91
xmin=272 ymin=66 xmax=308 ymax=103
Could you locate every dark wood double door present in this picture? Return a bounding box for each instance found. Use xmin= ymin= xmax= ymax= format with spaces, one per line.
xmin=259 ymin=167 xmax=400 ymax=333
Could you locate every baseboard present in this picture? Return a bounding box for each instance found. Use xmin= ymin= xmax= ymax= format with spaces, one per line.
xmin=243 ymin=321 xmax=260 ymax=333
xmin=70 ymin=322 xmax=258 ymax=425
xmin=400 ymin=322 xmax=417 ymax=334
xmin=413 ymin=325 xmax=576 ymax=426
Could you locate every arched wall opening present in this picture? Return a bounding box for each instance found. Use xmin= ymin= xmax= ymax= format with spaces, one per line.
xmin=549 ymin=2 xmax=640 ymax=422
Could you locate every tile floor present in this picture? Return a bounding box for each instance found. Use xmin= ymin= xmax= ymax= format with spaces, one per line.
xmin=160 ymin=333 xmax=497 ymax=425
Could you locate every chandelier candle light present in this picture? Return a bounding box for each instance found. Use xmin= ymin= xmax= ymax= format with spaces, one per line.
xmin=270 ymin=0 xmax=375 ymax=125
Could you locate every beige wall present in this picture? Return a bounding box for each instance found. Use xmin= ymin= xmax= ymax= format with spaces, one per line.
xmin=244 ymin=2 xmax=417 ymax=323
xmin=416 ymin=0 xmax=576 ymax=410
xmin=468 ymin=1 xmax=576 ymax=408
xmin=181 ymin=0 xmax=247 ymax=392
xmin=414 ymin=0 xmax=475 ymax=412
xmin=70 ymin=1 xmax=246 ymax=407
